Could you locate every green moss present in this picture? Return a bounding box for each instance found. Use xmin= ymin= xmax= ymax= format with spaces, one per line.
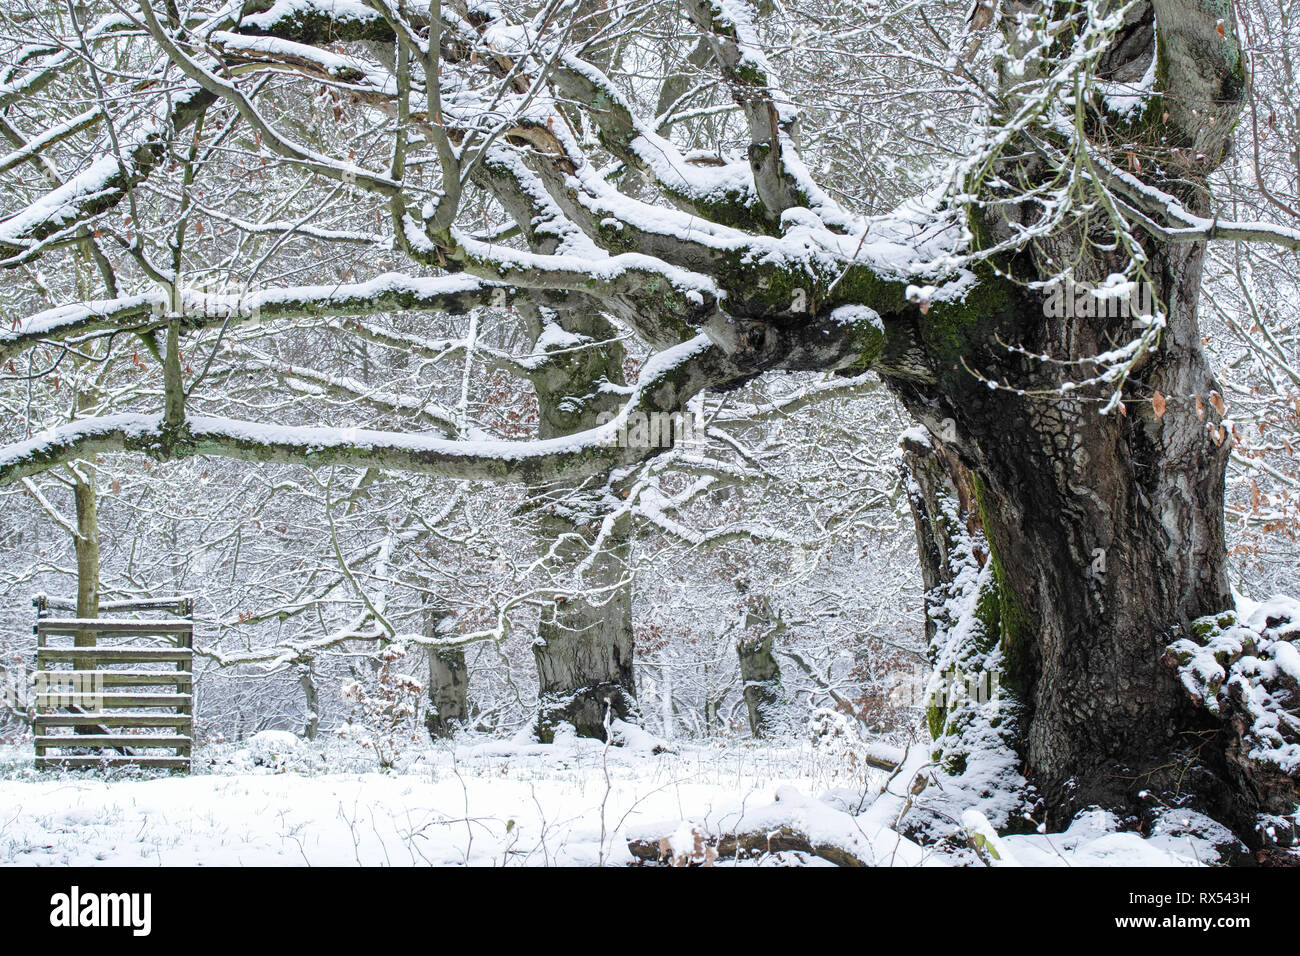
xmin=590 ymin=215 xmax=640 ymax=255
xmin=927 ymin=703 xmax=946 ymax=741
xmin=1189 ymin=610 xmax=1239 ymax=646
xmin=734 ymin=60 xmax=767 ymax=85
xmin=843 ymin=322 xmax=888 ymax=372
xmin=244 ymin=3 xmax=394 ymax=43
xmin=826 ymin=263 xmax=910 ymax=316
xmin=993 ymin=557 xmax=1034 ymax=698
xmin=920 ymin=265 xmax=1015 ymax=364
xmin=972 ymin=475 xmax=1035 ymax=698
xmin=711 ymin=253 xmax=809 ymax=317
xmin=686 ymin=192 xmax=774 ymax=234
xmin=972 ymin=572 xmax=1003 ymax=656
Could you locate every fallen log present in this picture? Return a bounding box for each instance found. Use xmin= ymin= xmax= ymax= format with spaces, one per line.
xmin=624 ymin=782 xmax=939 ymax=867
xmin=627 ymin=824 xmax=868 ymax=867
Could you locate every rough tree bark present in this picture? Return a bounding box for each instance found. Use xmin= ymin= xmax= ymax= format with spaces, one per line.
xmin=901 ymin=433 xmax=981 ymax=648
xmin=72 ymin=465 xmax=99 ymax=628
xmin=736 ymin=596 xmax=783 ymax=738
xmin=298 ymin=662 xmax=320 ymax=740
xmin=425 ymin=647 xmax=468 ymax=737
xmin=528 ymin=308 xmax=638 ymax=741
xmin=421 ymin=598 xmax=468 ymax=738
xmin=72 ymin=461 xmax=101 ymax=737
xmin=72 ymin=377 xmax=101 ymax=661
xmin=888 ymin=0 xmax=1250 ymax=830
xmin=737 ymin=630 xmax=781 ymax=738
xmin=532 ymin=510 xmax=636 ymax=740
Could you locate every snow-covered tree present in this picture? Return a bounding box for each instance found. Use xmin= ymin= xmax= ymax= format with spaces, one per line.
xmin=1 ymin=0 xmax=1297 ymax=839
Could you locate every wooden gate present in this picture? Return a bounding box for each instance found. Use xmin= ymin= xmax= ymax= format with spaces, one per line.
xmin=32 ymin=595 xmax=195 ymax=771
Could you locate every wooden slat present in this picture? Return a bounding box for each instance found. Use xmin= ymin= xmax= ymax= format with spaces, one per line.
xmin=37 ymin=637 xmax=189 ymax=647
xmin=39 ymin=597 xmax=192 ymax=613
xmin=38 ymin=693 xmax=192 ymax=707
xmin=35 ymin=714 xmax=192 ymax=728
xmin=37 ymin=619 xmax=193 ymax=635
xmin=37 ymin=647 xmax=191 ymax=663
xmin=36 ymin=756 xmax=190 ymax=770
xmin=37 ymin=671 xmax=192 ymax=685
xmin=36 ymin=734 xmax=191 ymax=749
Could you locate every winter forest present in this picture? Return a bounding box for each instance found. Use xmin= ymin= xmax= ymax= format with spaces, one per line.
xmin=0 ymin=0 xmax=1297 ymax=870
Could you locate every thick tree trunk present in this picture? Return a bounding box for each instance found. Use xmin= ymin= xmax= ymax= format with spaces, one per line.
xmin=72 ymin=465 xmax=101 ymax=738
xmin=72 ymin=374 xmax=100 ymax=684
xmin=532 ymin=509 xmax=636 ymax=740
xmin=298 ymin=662 xmax=320 ymax=740
xmin=528 ymin=307 xmax=639 ymax=741
xmin=420 ymin=598 xmax=468 ymax=738
xmin=737 ymin=631 xmax=781 ymax=738
xmin=884 ymin=0 xmax=1255 ymax=832
xmin=426 ymin=648 xmax=468 ymax=738
xmin=891 ymin=240 xmax=1238 ymax=827
xmin=73 ymin=467 xmax=99 ymax=635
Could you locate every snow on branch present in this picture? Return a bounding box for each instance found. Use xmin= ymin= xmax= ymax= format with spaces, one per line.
xmin=0 ymin=87 xmax=212 ymax=263
xmin=0 ymin=273 xmax=569 ymax=363
xmin=0 ymin=335 xmax=732 ymax=486
xmin=0 ymin=13 xmax=135 ymax=109
xmin=1095 ymin=153 xmax=1300 ymax=252
xmin=683 ymin=0 xmax=854 ymax=231
xmin=0 ymin=108 xmax=103 ymax=176
xmin=548 ymin=52 xmax=763 ymax=228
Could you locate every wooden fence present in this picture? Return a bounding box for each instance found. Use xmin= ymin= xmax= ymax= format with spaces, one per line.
xmin=32 ymin=595 xmax=194 ymax=771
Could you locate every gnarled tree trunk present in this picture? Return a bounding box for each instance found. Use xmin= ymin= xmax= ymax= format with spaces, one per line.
xmin=421 ymin=598 xmax=468 ymax=738
xmin=532 ymin=513 xmax=636 ymax=739
xmin=737 ymin=631 xmax=781 ymax=738
xmin=891 ymin=252 xmax=1236 ymax=825
xmin=529 ymin=308 xmax=638 ymax=740
xmin=887 ymin=0 xmax=1248 ymax=829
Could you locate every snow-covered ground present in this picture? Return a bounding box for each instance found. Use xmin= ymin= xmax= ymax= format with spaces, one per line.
xmin=0 ymin=728 xmax=1244 ymax=867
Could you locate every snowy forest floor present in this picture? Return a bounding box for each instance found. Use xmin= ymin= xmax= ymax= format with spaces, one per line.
xmin=0 ymin=730 xmax=1250 ymax=867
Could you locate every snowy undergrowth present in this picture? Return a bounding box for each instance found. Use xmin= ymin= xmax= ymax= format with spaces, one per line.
xmin=1166 ymin=593 xmax=1300 ymax=842
xmin=0 ymin=729 xmax=887 ymax=866
xmin=0 ymin=727 xmax=1239 ymax=867
xmin=1167 ymin=594 xmax=1300 ymax=779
